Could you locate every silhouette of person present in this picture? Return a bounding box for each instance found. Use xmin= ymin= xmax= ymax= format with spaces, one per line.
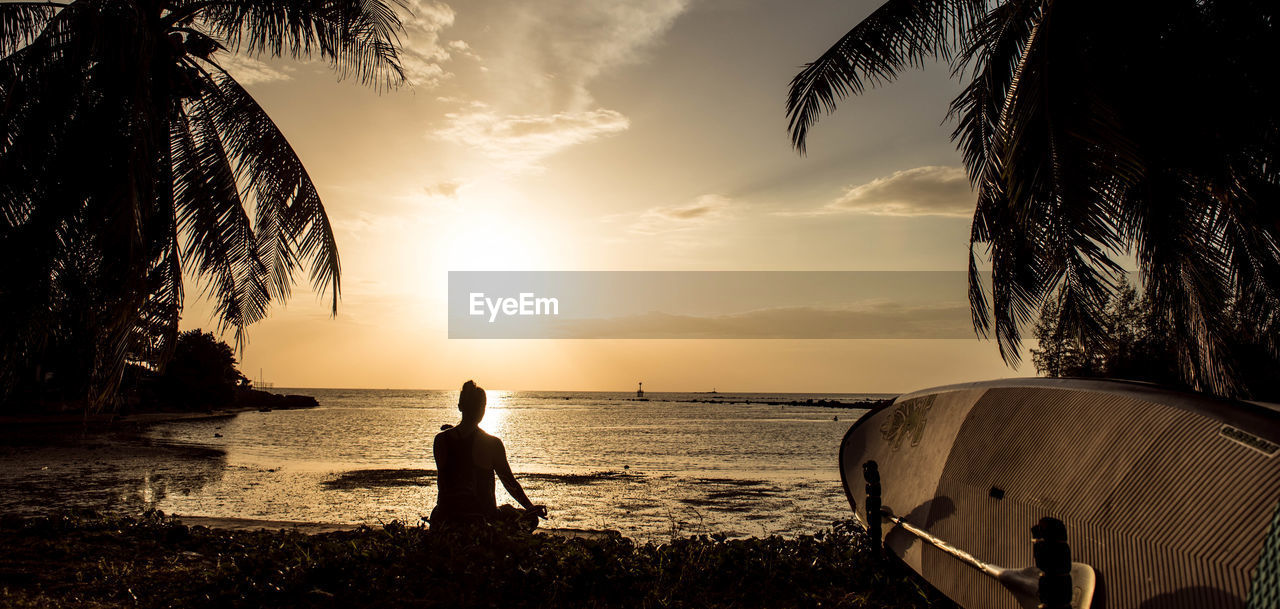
xmin=429 ymin=380 xmax=547 ymax=531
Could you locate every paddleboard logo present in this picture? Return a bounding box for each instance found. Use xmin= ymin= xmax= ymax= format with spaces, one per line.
xmin=1220 ymin=425 xmax=1279 ymax=457
xmin=880 ymin=396 xmax=935 ymax=450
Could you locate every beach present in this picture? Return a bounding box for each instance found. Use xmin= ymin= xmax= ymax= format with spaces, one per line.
xmin=0 ymin=391 xmax=957 ymax=608
xmin=0 ymin=389 xmax=888 ymax=541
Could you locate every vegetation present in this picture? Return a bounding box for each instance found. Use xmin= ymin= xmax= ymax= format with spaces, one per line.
xmin=1032 ymin=282 xmax=1175 ymax=385
xmin=0 ymin=1 xmax=407 ymax=409
xmin=787 ymin=0 xmax=1280 ymax=397
xmin=0 ymin=511 xmax=955 ymax=609
xmin=1032 ymin=281 xmax=1280 ymax=401
xmin=131 ymin=329 xmax=249 ymax=411
xmin=15 ymin=329 xmax=316 ymax=414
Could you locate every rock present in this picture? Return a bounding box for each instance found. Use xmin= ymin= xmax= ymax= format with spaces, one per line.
xmin=232 ymin=388 xmax=319 ymax=411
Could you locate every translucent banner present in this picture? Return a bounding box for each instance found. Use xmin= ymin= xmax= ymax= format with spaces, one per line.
xmin=448 ymin=271 xmax=975 ymax=339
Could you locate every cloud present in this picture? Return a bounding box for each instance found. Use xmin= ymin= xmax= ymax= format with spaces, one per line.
xmin=494 ymin=0 xmax=690 ymax=109
xmin=216 ymin=54 xmax=292 ymax=85
xmin=398 ymin=0 xmax=458 ymax=87
xmin=403 ymin=59 xmax=451 ymax=87
xmin=446 ymin=39 xmax=481 ymax=61
xmin=826 ymin=166 xmax=974 ymax=216
xmin=403 ymin=0 xmax=455 ymax=31
xmin=424 ymin=179 xmax=464 ymax=198
xmin=423 ymin=1 xmax=689 ymax=174
xmin=628 ymin=195 xmax=733 ymax=234
xmin=433 ymin=106 xmax=629 ymax=171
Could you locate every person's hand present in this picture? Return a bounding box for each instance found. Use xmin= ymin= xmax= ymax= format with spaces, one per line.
xmin=529 ymin=505 xmax=548 ymax=519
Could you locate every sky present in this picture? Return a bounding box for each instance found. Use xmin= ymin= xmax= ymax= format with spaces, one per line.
xmin=182 ymin=0 xmax=1025 ymax=392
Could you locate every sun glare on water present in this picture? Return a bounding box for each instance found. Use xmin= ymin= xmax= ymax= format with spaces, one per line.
xmin=479 ymin=389 xmax=513 ymax=436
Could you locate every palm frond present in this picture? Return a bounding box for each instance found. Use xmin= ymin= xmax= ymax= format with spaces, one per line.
xmin=967 ymin=0 xmax=1136 ymax=366
xmin=193 ymin=0 xmax=406 ymax=90
xmin=947 ymin=0 xmax=1039 ymax=184
xmin=171 ymin=98 xmax=270 ymax=351
xmin=786 ymin=0 xmax=985 ymax=153
xmin=0 ymin=2 xmax=57 ymax=58
xmin=1122 ymin=170 xmax=1235 ymax=391
xmin=194 ymin=59 xmax=340 ymax=315
xmin=129 ymin=114 xmax=184 ymax=369
xmin=0 ymin=2 xmax=96 ymax=166
xmin=0 ymin=1 xmax=167 ymax=408
xmin=794 ymin=0 xmax=1280 ymax=395
xmin=131 ymin=218 xmax=184 ymax=368
xmin=1217 ymin=176 xmax=1280 ymax=323
xmin=292 ymin=178 xmax=341 ymax=314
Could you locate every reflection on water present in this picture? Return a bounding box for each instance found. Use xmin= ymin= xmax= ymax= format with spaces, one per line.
xmin=481 ymin=389 xmax=514 ymax=438
xmin=0 ymin=390 xmax=882 ymax=540
xmin=0 ymin=430 xmax=227 ymax=516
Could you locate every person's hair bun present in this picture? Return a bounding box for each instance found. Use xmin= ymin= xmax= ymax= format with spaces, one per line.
xmin=459 ymin=380 xmax=486 ymax=412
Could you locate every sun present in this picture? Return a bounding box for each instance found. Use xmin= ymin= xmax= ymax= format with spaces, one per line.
xmin=403 ymin=179 xmax=567 ymax=308
xmin=442 ymin=216 xmax=543 ymax=271
xmin=430 ymin=180 xmax=558 ymax=272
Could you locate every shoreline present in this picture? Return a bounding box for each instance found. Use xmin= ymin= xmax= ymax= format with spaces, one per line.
xmin=0 ymin=392 xmax=319 ymax=431
xmin=643 ymin=396 xmax=894 ymax=409
xmin=0 ymin=406 xmax=255 ymax=429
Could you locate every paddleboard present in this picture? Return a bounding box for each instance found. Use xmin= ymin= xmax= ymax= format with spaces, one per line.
xmin=839 ymin=378 xmax=1280 ymax=609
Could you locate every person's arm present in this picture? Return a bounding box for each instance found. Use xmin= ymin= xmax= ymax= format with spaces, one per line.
xmin=493 ymin=438 xmax=547 ymax=517
xmin=433 ymin=433 xmax=448 ymax=471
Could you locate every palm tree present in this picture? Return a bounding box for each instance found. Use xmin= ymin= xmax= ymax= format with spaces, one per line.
xmin=0 ymin=0 xmax=406 ymax=407
xmin=787 ymin=0 xmax=1279 ymax=396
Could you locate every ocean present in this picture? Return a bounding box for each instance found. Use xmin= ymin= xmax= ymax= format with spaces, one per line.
xmin=0 ymin=389 xmax=888 ymax=540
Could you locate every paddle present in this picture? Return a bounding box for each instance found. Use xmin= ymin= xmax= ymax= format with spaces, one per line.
xmin=878 ymin=511 xmax=1096 ymax=609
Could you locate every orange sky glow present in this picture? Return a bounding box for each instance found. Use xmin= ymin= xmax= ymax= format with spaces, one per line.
xmin=182 ymin=0 xmax=1024 ymax=392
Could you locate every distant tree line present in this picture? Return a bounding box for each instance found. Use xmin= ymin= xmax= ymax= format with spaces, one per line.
xmin=1032 ymin=281 xmax=1280 ymax=402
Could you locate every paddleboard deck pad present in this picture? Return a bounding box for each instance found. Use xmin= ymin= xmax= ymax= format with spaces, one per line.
xmin=839 ymin=378 xmax=1280 ymax=609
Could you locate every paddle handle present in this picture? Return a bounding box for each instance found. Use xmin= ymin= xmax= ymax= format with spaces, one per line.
xmin=862 ymin=461 xmax=882 ymax=557
xmin=1033 ymin=518 xmax=1073 ymax=609
xmin=879 ymin=510 xmax=1005 ymax=577
xmin=879 ymin=509 xmax=1090 ymax=609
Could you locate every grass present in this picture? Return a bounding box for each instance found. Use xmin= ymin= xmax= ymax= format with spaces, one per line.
xmin=0 ymin=510 xmax=958 ymax=609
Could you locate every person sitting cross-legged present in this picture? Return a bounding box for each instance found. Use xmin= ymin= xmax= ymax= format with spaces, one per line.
xmin=429 ymin=380 xmax=547 ymax=531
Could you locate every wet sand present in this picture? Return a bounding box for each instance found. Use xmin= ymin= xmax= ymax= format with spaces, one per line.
xmin=1 ymin=391 xmax=859 ymax=541
xmin=0 ymin=402 xmax=315 ymax=431
xmin=0 ymin=439 xmax=841 ymax=540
